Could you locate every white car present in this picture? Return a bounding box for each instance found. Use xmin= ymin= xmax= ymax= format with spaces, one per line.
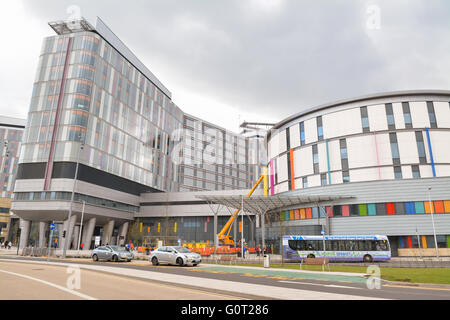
xmin=149 ymin=246 xmax=202 ymax=266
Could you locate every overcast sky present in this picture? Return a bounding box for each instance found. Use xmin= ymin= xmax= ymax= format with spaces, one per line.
xmin=0 ymin=0 xmax=449 ymax=132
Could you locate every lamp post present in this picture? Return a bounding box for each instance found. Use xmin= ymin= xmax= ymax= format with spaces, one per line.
xmin=62 ymin=139 xmax=84 ymax=259
xmin=241 ymin=195 xmax=244 ymax=259
xmin=77 ymin=200 xmax=86 ymax=252
xmin=427 ymin=187 xmax=439 ymax=258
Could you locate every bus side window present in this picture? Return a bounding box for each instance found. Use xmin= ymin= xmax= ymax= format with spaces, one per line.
xmin=369 ymin=241 xmax=377 ymax=251
xmin=358 ymin=240 xmax=367 ymax=251
xmin=377 ymin=240 xmax=387 ymax=251
xmin=338 ymin=240 xmax=346 ymax=251
xmin=330 ymin=240 xmax=338 ymax=251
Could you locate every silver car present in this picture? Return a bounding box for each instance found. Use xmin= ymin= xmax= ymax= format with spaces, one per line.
xmin=149 ymin=246 xmax=202 ymax=266
xmin=91 ymin=245 xmax=133 ymax=262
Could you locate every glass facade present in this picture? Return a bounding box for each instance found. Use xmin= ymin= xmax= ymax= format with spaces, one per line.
xmin=20 ymin=30 xmax=264 ymax=194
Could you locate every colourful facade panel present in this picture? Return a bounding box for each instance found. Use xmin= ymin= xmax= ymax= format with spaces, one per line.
xmin=444 ymin=201 xmax=450 ymax=213
xmin=422 ymin=235 xmax=427 ymax=249
xmin=342 ymin=205 xmax=349 ymax=217
xmin=326 ymin=206 xmax=333 ymax=217
xmin=434 ymin=201 xmax=444 ymax=214
xmin=358 ymin=204 xmax=367 ymax=216
xmin=405 ymin=202 xmax=415 ymax=214
xmin=415 ymin=202 xmax=425 ymax=214
xmin=386 ymin=202 xmax=395 ymax=215
xmin=424 ymin=201 xmax=434 ymax=214
xmin=294 ymin=209 xmax=300 ymax=220
xmin=300 ymin=208 xmax=306 ymax=220
xmin=306 ymin=208 xmax=312 ymax=219
xmin=289 ymin=210 xmax=294 ymax=220
xmin=367 ymin=204 xmax=376 ymax=216
xmin=312 ymin=207 xmax=319 ymax=218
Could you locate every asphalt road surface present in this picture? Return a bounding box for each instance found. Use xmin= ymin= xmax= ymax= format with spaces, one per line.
xmin=0 ymin=260 xmax=248 ymax=300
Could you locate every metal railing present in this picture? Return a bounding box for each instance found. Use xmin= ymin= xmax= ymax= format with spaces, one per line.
xmin=21 ymin=247 xmax=56 ymax=257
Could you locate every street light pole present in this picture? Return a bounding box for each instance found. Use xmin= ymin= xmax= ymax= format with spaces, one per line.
xmin=62 ymin=140 xmax=84 ymax=259
xmin=241 ymin=195 xmax=244 ymax=259
xmin=77 ymin=200 xmax=86 ymax=252
xmin=427 ymin=187 xmax=439 ymax=258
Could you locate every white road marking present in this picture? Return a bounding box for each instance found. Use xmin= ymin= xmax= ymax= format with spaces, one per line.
xmin=279 ymin=280 xmax=363 ymax=290
xmin=0 ymin=268 xmax=97 ymax=300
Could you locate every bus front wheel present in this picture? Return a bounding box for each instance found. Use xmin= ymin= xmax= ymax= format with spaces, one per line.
xmin=363 ymin=255 xmax=373 ymax=263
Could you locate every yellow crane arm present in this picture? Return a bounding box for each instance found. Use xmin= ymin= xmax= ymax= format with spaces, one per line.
xmin=218 ymin=174 xmax=264 ymax=245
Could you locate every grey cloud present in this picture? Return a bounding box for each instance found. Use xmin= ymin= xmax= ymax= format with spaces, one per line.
xmin=21 ymin=0 xmax=450 ymax=124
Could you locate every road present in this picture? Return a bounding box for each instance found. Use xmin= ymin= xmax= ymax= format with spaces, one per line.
xmin=0 ymin=260 xmax=247 ymax=300
xmin=1 ymin=256 xmax=450 ymax=300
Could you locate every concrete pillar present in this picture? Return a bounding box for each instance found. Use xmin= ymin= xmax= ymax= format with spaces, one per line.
xmin=61 ymin=215 xmax=77 ymax=251
xmin=19 ymin=219 xmax=31 ymax=249
xmin=57 ymin=223 xmax=64 ymax=248
xmin=101 ymin=220 xmax=114 ymax=246
xmin=261 ymin=213 xmax=265 ymax=250
xmin=72 ymin=225 xmax=80 ymax=250
xmin=118 ymin=222 xmax=129 ymax=246
xmin=81 ymin=217 xmax=96 ymax=250
xmin=38 ymin=222 xmax=48 ymax=248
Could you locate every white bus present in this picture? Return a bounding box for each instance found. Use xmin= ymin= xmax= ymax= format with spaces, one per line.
xmin=283 ymin=235 xmax=391 ymax=263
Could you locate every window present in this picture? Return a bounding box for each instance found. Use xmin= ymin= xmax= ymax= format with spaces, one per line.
xmin=299 ymin=122 xmax=305 ymax=146
xmin=415 ymin=131 xmax=427 ymax=164
xmin=317 ymin=116 xmax=323 ymax=141
xmin=302 ymin=177 xmax=308 ymax=189
xmin=350 ymin=204 xmax=359 ymax=216
xmin=342 ymin=170 xmax=350 ymax=183
xmin=376 ymin=203 xmax=386 ymax=215
xmin=333 ymin=205 xmax=342 ymax=217
xmin=320 ymin=173 xmax=327 ymax=186
xmin=389 ymin=133 xmax=400 ymax=165
xmin=395 ymin=202 xmax=406 ymax=215
xmin=394 ymin=166 xmax=402 ymax=179
xmin=427 ymin=101 xmax=437 ymax=129
xmin=340 ymin=139 xmax=348 ymax=170
xmin=385 ymin=103 xmax=395 ymax=130
xmin=360 ymin=106 xmax=369 ymax=132
xmin=412 ymin=165 xmax=420 ymax=178
xmin=285 ymin=127 xmax=290 ymax=150
xmin=312 ymin=144 xmax=319 ymax=174
xmin=402 ymin=102 xmax=413 ymax=128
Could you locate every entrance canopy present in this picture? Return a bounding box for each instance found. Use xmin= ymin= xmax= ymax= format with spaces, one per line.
xmin=196 ymin=194 xmax=354 ymax=215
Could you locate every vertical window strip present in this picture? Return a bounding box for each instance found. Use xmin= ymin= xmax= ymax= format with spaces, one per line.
xmin=427 ymin=101 xmax=437 ymax=128
xmin=389 ymin=132 xmax=400 ymax=166
xmin=360 ymin=106 xmax=369 ymax=132
xmin=299 ymin=122 xmax=305 ymax=146
xmin=415 ymin=131 xmax=427 ymax=164
xmin=402 ymin=102 xmax=412 ymax=128
xmin=317 ymin=116 xmax=323 ymax=141
xmin=385 ymin=103 xmax=395 ymax=130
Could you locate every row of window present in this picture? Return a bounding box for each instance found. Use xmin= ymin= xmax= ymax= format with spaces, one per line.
xmin=296 ymin=101 xmax=440 ymax=148
xmin=278 ymin=200 xmax=450 ymax=221
xmin=398 ymin=235 xmax=450 ymax=249
xmin=14 ymin=192 xmax=139 ymax=213
xmin=285 ymin=128 xmax=430 ymax=190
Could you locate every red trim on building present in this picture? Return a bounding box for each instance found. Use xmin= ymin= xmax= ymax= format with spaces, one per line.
xmin=44 ymin=37 xmax=73 ymax=190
